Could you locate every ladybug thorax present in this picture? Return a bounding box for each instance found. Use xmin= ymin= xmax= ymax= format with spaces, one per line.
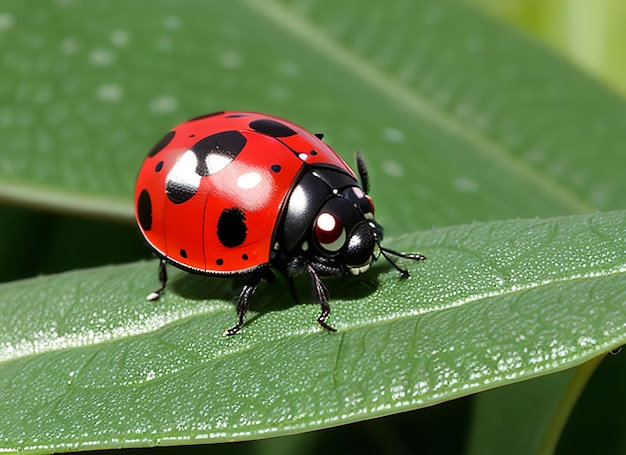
xmin=275 ymin=164 xmax=381 ymax=276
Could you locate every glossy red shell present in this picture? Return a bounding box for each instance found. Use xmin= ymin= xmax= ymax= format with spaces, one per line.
xmin=135 ymin=111 xmax=355 ymax=275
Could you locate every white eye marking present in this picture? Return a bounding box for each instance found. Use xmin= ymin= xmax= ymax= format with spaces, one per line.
xmin=317 ymin=212 xmax=336 ymax=231
xmin=301 ymin=240 xmax=309 ymax=251
xmin=236 ymin=171 xmax=262 ymax=189
xmin=315 ymin=212 xmax=346 ymax=252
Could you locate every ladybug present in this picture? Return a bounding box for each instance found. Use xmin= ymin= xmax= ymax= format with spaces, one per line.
xmin=135 ymin=111 xmax=426 ymax=335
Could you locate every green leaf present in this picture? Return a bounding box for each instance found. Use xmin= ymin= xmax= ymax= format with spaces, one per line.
xmin=1 ymin=210 xmax=625 ymax=453
xmin=2 ymin=0 xmax=626 ymax=452
xmin=2 ymin=0 xmax=626 ymax=231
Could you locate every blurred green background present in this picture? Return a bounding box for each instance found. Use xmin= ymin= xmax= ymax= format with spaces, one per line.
xmin=1 ymin=0 xmax=625 ymax=453
xmin=473 ymin=0 xmax=626 ymax=97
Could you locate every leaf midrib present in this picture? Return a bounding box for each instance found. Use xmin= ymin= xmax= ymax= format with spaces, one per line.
xmin=3 ymin=261 xmax=623 ymax=365
xmin=245 ymin=0 xmax=596 ymax=214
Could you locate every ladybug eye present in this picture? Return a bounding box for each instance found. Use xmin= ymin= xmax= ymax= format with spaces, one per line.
xmin=315 ymin=212 xmax=346 ymax=252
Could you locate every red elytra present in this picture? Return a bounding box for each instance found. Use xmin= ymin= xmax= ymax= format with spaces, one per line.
xmin=136 ymin=111 xmax=354 ymax=274
xmin=135 ymin=111 xmax=426 ymax=335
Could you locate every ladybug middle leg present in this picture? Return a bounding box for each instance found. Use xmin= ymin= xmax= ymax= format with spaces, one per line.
xmin=223 ymin=266 xmax=275 ymax=336
xmin=286 ymin=256 xmax=338 ymax=333
xmin=305 ymin=263 xmax=337 ymax=333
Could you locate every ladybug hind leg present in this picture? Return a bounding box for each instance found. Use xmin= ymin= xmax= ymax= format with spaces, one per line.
xmin=146 ymin=259 xmax=168 ymax=301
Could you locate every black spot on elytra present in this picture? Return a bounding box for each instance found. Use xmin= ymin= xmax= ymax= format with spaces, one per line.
xmin=217 ymin=208 xmax=247 ymax=248
xmin=137 ymin=189 xmax=152 ymax=231
xmin=155 ymin=161 xmax=163 ymax=172
xmin=271 ymin=164 xmax=281 ymax=173
xmin=250 ymin=119 xmax=296 ymax=137
xmin=180 ymin=249 xmax=188 ymax=258
xmin=148 ymin=131 xmax=175 ymax=157
xmin=216 ymin=258 xmax=224 ymax=265
xmin=192 ymin=131 xmax=247 ymax=176
xmin=186 ymin=111 xmax=224 ymax=122
xmin=242 ymin=253 xmax=248 ymax=260
xmin=166 ymin=179 xmax=197 ymax=204
xmin=225 ymin=113 xmax=251 ymax=118
xmin=310 ymin=150 xmax=317 ymax=155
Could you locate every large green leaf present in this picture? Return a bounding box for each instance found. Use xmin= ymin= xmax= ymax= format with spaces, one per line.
xmin=2 ymin=0 xmax=626 ymax=453
xmin=2 ymin=0 xmax=626 ymax=230
xmin=1 ymin=211 xmax=625 ymax=453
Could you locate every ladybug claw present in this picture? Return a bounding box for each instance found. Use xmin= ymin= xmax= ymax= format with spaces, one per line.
xmin=223 ymin=325 xmax=243 ymax=337
xmin=317 ymin=316 xmax=337 ymax=332
xmin=146 ymin=259 xmax=168 ymax=301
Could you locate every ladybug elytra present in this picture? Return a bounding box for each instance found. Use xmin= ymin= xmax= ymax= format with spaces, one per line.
xmin=135 ymin=111 xmax=425 ymax=335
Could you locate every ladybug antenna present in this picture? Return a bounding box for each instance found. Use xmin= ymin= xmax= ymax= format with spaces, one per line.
xmin=355 ymin=150 xmax=370 ymax=194
xmin=377 ymin=242 xmax=426 ymax=279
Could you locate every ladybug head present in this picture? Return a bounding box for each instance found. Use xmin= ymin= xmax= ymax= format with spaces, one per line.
xmin=311 ymin=186 xmax=382 ymax=275
xmin=278 ymin=157 xmax=425 ymax=278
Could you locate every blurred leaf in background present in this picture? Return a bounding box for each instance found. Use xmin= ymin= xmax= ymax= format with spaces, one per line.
xmin=471 ymin=0 xmax=626 ymax=97
xmin=0 ymin=0 xmax=625 ymax=453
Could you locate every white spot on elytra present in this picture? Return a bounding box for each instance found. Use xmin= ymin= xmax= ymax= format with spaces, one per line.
xmin=168 ymin=151 xmax=201 ymax=191
xmin=383 ymin=127 xmax=405 ymax=143
xmin=150 ymin=95 xmax=178 ymax=114
xmin=381 ymin=159 xmax=405 ymax=177
xmin=97 ymin=84 xmax=123 ymax=102
xmin=237 ymin=172 xmax=262 ymax=189
xmin=110 ymin=29 xmax=130 ymax=47
xmin=0 ymin=13 xmax=14 ymax=31
xmin=219 ymin=51 xmax=242 ymax=69
xmin=298 ymin=152 xmax=308 ymax=161
xmin=205 ymin=154 xmax=232 ymax=175
xmin=89 ymin=48 xmax=116 ymax=66
xmin=454 ymin=177 xmax=478 ymax=192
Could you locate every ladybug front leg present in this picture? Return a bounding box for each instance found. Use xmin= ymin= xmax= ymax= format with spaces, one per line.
xmin=146 ymin=259 xmax=168 ymax=301
xmin=305 ymin=263 xmax=337 ymax=333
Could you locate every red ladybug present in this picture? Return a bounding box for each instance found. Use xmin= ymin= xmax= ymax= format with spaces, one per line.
xmin=135 ymin=111 xmax=425 ymax=335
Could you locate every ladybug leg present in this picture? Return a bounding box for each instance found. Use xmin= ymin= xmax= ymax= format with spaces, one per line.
xmin=146 ymin=259 xmax=168 ymax=301
xmin=305 ymin=263 xmax=337 ymax=333
xmin=379 ymin=244 xmax=427 ymax=279
xmin=223 ymin=267 xmax=272 ymax=336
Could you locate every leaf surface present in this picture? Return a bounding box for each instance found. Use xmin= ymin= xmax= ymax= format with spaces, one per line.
xmin=1 ymin=211 xmax=625 ymax=452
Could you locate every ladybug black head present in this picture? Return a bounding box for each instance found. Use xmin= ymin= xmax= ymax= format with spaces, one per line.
xmin=276 ymin=164 xmax=381 ymax=275
xmin=310 ymin=186 xmax=381 ymax=275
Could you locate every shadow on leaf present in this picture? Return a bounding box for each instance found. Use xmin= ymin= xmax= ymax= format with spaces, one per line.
xmin=168 ymin=264 xmax=387 ymax=328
